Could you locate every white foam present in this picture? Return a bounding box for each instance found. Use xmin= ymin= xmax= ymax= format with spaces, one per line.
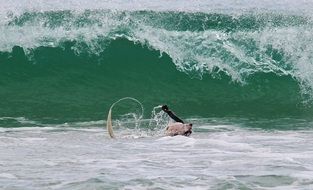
xmin=1 ymin=123 xmax=313 ymax=189
xmin=19 ymin=137 xmax=46 ymax=142
xmin=156 ymin=135 xmax=196 ymax=147
xmin=0 ymin=173 xmax=17 ymax=179
xmin=1 ymin=0 xmax=313 ymax=13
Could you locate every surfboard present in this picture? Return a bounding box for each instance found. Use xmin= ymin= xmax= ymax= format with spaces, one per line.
xmin=105 ymin=97 xmax=144 ymax=138
xmin=106 ymin=108 xmax=114 ymax=138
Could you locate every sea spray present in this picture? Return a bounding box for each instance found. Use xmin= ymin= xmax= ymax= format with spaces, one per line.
xmin=148 ymin=105 xmax=169 ymax=134
xmin=149 ymin=105 xmax=169 ymax=125
xmin=106 ymin=97 xmax=143 ymax=138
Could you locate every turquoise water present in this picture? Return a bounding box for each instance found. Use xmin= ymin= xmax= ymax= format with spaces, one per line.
xmin=1 ymin=0 xmax=313 ymax=189
xmin=1 ymin=2 xmax=313 ymax=123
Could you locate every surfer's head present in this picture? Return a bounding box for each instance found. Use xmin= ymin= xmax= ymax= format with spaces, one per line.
xmin=161 ymin=105 xmax=169 ymax=112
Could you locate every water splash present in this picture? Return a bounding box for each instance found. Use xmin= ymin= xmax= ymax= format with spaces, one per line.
xmin=149 ymin=105 xmax=169 ymax=131
xmin=106 ymin=97 xmax=143 ymax=138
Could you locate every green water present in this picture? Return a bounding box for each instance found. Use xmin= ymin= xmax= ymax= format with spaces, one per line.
xmin=0 ymin=10 xmax=313 ymax=125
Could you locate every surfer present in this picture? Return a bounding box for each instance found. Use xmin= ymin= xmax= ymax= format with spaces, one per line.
xmin=161 ymin=105 xmax=192 ymax=136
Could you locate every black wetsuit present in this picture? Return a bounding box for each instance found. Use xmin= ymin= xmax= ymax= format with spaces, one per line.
xmin=166 ymin=110 xmax=184 ymax=124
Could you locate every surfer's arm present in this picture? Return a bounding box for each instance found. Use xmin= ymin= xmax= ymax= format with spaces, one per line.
xmin=167 ymin=111 xmax=184 ymax=124
xmin=161 ymin=105 xmax=184 ymax=123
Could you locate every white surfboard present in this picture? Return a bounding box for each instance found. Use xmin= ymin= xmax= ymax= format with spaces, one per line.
xmin=106 ymin=108 xmax=114 ymax=138
xmin=106 ymin=97 xmax=143 ymax=139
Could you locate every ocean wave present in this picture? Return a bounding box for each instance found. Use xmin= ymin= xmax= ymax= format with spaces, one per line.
xmin=1 ymin=9 xmax=313 ymax=120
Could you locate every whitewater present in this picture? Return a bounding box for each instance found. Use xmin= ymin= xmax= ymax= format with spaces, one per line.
xmin=1 ymin=0 xmax=313 ymax=189
xmin=1 ymin=119 xmax=313 ymax=189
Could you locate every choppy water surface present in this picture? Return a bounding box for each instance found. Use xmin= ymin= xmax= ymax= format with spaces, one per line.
xmin=1 ymin=119 xmax=313 ymax=190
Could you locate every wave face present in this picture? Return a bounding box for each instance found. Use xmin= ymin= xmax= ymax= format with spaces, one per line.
xmin=1 ymin=1 xmax=313 ymax=123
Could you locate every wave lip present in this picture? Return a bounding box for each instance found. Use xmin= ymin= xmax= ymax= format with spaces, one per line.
xmin=1 ymin=10 xmax=313 ymax=78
